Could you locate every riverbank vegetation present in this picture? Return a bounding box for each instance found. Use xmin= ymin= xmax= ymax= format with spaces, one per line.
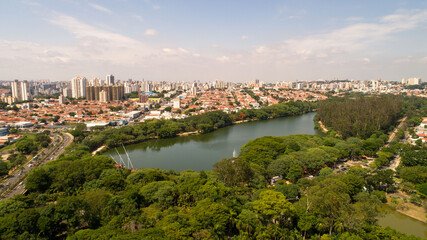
xmin=0 ymin=97 xmax=425 ymax=239
xmin=69 ymin=101 xmax=315 ymax=153
xmin=393 ymin=143 xmax=427 ymax=220
xmin=0 ymin=133 xmax=420 ymax=239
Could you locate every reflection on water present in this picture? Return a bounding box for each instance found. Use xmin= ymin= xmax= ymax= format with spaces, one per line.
xmin=378 ymin=205 xmax=427 ymax=239
xmin=105 ymin=112 xmax=319 ymax=171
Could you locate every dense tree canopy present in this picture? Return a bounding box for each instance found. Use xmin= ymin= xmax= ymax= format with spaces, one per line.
xmin=0 ymin=97 xmax=424 ymax=239
xmin=316 ymin=95 xmax=403 ymax=138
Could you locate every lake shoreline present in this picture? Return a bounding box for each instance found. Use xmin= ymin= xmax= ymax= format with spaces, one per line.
xmin=95 ymin=111 xmax=315 ymax=156
xmin=102 ymin=112 xmax=320 ymax=171
xmin=386 ymin=192 xmax=427 ymax=223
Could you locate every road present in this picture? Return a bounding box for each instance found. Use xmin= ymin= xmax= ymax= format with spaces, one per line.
xmin=333 ymin=117 xmax=408 ymax=174
xmin=0 ymin=132 xmax=74 ymax=200
xmin=385 ymin=116 xmax=407 ymax=147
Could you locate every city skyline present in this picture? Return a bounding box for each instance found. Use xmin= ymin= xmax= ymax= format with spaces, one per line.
xmin=1 ymin=1 xmax=427 ymax=82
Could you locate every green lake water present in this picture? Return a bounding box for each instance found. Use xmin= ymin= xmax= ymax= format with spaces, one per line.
xmin=105 ymin=112 xmax=319 ymax=171
xmin=378 ymin=206 xmax=427 ymax=239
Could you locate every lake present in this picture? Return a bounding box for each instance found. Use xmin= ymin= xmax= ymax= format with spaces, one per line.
xmin=105 ymin=112 xmax=427 ymax=237
xmin=378 ymin=206 xmax=427 ymax=239
xmin=105 ymin=112 xmax=319 ymax=171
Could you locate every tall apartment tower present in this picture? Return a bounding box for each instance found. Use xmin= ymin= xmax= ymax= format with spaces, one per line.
xmin=80 ymin=77 xmax=87 ymax=98
xmin=99 ymin=90 xmax=107 ymax=103
xmin=142 ymin=81 xmax=152 ymax=92
xmin=62 ymin=88 xmax=72 ymax=98
xmin=11 ymin=80 xmax=20 ymax=101
xmin=106 ymin=74 xmax=115 ymax=86
xmin=86 ymin=84 xmax=124 ymax=101
xmin=92 ymin=78 xmax=100 ymax=86
xmin=11 ymin=80 xmax=30 ymax=101
xmin=71 ymin=77 xmax=87 ymax=98
xmin=21 ymin=80 xmax=29 ymax=101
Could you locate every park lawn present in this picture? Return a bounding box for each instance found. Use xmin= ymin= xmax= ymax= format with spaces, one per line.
xmin=0 ymin=133 xmax=37 ymax=152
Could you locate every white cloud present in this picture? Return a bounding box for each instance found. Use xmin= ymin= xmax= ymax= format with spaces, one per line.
xmin=287 ymin=9 xmax=307 ymax=20
xmin=255 ymin=46 xmax=269 ymax=54
xmin=144 ymin=29 xmax=157 ymax=36
xmin=394 ymin=56 xmax=413 ymax=63
xmin=1 ymin=9 xmax=427 ymax=82
xmin=216 ymin=56 xmax=230 ymax=62
xmin=88 ymin=3 xmax=112 ymax=14
xmin=241 ymin=35 xmax=248 ymax=40
xmin=132 ymin=15 xmax=144 ymax=22
xmin=161 ymin=47 xmax=197 ymax=57
xmin=45 ymin=12 xmax=155 ymax=65
xmin=144 ymin=0 xmax=160 ymax=10
xmin=253 ymin=9 xmax=427 ymax=63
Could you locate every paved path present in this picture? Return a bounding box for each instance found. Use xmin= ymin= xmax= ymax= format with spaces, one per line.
xmin=385 ymin=116 xmax=407 ymax=147
xmin=0 ymin=132 xmax=73 ymax=200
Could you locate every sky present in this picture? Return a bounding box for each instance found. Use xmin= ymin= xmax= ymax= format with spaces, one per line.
xmin=1 ymin=0 xmax=427 ymax=82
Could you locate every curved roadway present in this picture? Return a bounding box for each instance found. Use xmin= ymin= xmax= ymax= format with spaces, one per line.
xmin=0 ymin=132 xmax=74 ymax=200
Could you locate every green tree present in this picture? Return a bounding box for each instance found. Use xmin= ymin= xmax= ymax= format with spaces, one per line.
xmin=189 ymin=198 xmax=231 ymax=238
xmin=298 ymin=213 xmax=317 ymax=240
xmin=319 ymin=167 xmax=333 ymax=178
xmin=16 ymin=138 xmax=37 ymax=154
xmin=399 ymin=166 xmax=427 ymax=184
xmin=253 ymin=189 xmax=296 ymax=226
xmin=25 ymin=167 xmax=52 ymax=192
xmin=213 ymin=157 xmax=254 ymax=187
xmin=287 ymin=165 xmax=303 ymax=183
xmin=0 ymin=162 xmax=8 ymax=177
xmin=308 ymin=178 xmax=351 ymax=235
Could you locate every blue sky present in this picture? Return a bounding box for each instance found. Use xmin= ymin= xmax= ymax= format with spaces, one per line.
xmin=1 ymin=0 xmax=427 ymax=82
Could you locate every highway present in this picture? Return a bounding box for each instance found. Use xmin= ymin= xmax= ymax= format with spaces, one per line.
xmin=0 ymin=132 xmax=74 ymax=200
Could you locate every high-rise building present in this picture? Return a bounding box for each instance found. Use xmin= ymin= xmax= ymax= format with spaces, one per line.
xmin=71 ymin=77 xmax=87 ymax=98
xmin=142 ymin=81 xmax=152 ymax=92
xmin=106 ymin=74 xmax=115 ymax=86
xmin=58 ymin=95 xmax=66 ymax=104
xmin=92 ymin=78 xmax=100 ymax=86
xmin=11 ymin=80 xmax=20 ymax=101
xmin=62 ymin=88 xmax=72 ymax=98
xmin=402 ymin=78 xmax=422 ymax=85
xmin=71 ymin=77 xmax=80 ymax=98
xmin=86 ymin=84 xmax=124 ymax=101
xmin=80 ymin=77 xmax=87 ymax=98
xmin=190 ymin=86 xmax=198 ymax=95
xmin=99 ymin=90 xmax=107 ymax=103
xmin=21 ymin=80 xmax=29 ymax=101
xmin=11 ymin=80 xmax=30 ymax=102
